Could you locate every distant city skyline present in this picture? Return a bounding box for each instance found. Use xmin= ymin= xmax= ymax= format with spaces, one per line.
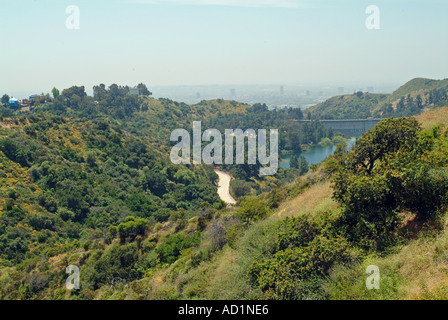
xmin=146 ymin=82 xmax=396 ymax=108
xmin=1 ymin=0 xmax=447 ymax=98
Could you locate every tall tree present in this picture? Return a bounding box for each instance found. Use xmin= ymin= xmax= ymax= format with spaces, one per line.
xmin=290 ymin=154 xmax=299 ymax=169
xmin=416 ymin=94 xmax=423 ymax=109
xmin=51 ymin=87 xmax=60 ymax=99
xmin=137 ymin=83 xmax=152 ymax=96
xmin=298 ymin=156 xmax=309 ymax=175
xmin=1 ymin=94 xmax=9 ymax=105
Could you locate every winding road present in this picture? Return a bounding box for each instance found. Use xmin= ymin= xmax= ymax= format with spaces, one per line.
xmin=214 ymin=169 xmax=237 ymax=205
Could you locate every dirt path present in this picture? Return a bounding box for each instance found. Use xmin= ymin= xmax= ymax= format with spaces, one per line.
xmin=214 ymin=169 xmax=237 ymax=205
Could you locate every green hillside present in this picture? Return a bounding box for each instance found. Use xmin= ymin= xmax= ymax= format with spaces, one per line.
xmin=1 ymin=82 xmax=447 ymax=300
xmin=308 ymin=78 xmax=448 ymax=119
xmin=0 ymin=83 xmax=335 ymax=299
xmin=307 ymin=92 xmax=388 ymax=119
xmin=111 ymin=106 xmax=448 ymax=300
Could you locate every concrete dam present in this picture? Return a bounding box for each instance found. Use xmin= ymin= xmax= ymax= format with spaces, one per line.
xmin=296 ymin=118 xmax=383 ymax=136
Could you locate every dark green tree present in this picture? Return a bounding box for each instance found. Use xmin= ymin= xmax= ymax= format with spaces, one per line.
xmin=331 ymin=117 xmax=444 ymax=250
xmin=289 ymin=154 xmax=299 ymax=169
xmin=51 ymin=87 xmax=60 ymax=99
xmin=298 ymin=156 xmax=309 ymax=175
xmin=416 ymin=94 xmax=423 ymax=109
xmin=1 ymin=94 xmax=9 ymax=105
xmin=137 ymin=83 xmax=152 ymax=96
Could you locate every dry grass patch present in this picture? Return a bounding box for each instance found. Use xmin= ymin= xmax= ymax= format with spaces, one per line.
xmin=416 ymin=105 xmax=448 ymax=130
xmin=275 ymin=181 xmax=336 ymax=219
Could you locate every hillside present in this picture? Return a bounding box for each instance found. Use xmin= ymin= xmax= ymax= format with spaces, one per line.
xmin=306 ymin=92 xmax=388 ymax=119
xmin=1 ymin=83 xmax=447 ymax=300
xmin=0 ymin=84 xmax=326 ymax=299
xmin=132 ymin=105 xmax=448 ymax=300
xmin=308 ymin=78 xmax=448 ymax=119
xmin=2 ymin=84 xmax=342 ymax=196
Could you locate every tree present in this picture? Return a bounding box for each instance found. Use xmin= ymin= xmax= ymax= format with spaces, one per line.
xmin=62 ymin=85 xmax=86 ymax=99
xmin=396 ymin=97 xmax=405 ymax=112
xmin=86 ymin=152 xmax=96 ymax=168
xmin=1 ymin=94 xmax=9 ymax=105
xmin=231 ymin=179 xmax=252 ymax=198
xmin=117 ymin=217 xmax=149 ymax=244
xmin=298 ymin=156 xmax=309 ymax=175
xmin=331 ymin=117 xmax=442 ymax=250
xmin=416 ymin=94 xmax=423 ymax=109
xmin=93 ymin=83 xmax=107 ymax=101
xmin=51 ymin=87 xmax=60 ymax=99
xmin=346 ymin=117 xmax=421 ymax=175
xmin=137 ymin=83 xmax=152 ymax=96
xmin=289 ymin=154 xmax=299 ymax=169
xmin=327 ymin=127 xmax=334 ymax=139
xmin=141 ymin=170 xmax=167 ymax=197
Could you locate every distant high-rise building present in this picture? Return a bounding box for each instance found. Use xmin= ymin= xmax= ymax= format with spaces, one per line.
xmin=280 ymin=86 xmax=284 ymax=95
xmin=196 ymin=92 xmax=201 ymax=99
xmin=230 ymin=88 xmax=236 ymax=97
xmin=338 ymin=87 xmax=344 ymax=94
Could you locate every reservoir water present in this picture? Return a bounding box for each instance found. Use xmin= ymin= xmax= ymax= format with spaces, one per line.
xmin=280 ymin=137 xmax=357 ymax=169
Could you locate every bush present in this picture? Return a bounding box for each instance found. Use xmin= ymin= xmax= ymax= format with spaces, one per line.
xmin=156 ymin=232 xmax=201 ymax=264
xmin=248 ymin=217 xmax=359 ymax=300
xmin=236 ymin=197 xmax=269 ymax=225
xmin=83 ymin=243 xmax=141 ymax=290
xmin=231 ymin=179 xmax=252 ymax=198
xmin=152 ymin=208 xmax=172 ymax=222
xmin=117 ymin=217 xmax=149 ymax=244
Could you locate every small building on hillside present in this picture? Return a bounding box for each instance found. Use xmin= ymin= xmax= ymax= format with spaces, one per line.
xmin=9 ymin=97 xmax=19 ymax=108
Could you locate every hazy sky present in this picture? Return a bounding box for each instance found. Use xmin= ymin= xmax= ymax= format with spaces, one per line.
xmin=1 ymin=0 xmax=447 ymax=97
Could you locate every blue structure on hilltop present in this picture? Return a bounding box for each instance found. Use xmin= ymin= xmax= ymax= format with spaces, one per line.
xmin=9 ymin=97 xmax=19 ymax=108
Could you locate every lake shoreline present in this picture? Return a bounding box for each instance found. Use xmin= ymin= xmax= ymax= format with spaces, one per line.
xmin=280 ymin=137 xmax=357 ymax=169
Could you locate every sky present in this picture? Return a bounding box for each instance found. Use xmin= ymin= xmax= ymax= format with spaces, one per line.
xmin=0 ymin=0 xmax=447 ymax=98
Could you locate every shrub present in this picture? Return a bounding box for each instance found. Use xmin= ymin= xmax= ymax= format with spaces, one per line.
xmin=156 ymin=232 xmax=201 ymax=264
xmin=83 ymin=243 xmax=141 ymax=290
xmin=236 ymin=197 xmax=269 ymax=225
xmin=249 ymin=226 xmax=358 ymax=300
xmin=117 ymin=217 xmax=149 ymax=244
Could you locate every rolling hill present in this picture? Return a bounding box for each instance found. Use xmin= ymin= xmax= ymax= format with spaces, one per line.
xmin=308 ymin=78 xmax=448 ymax=119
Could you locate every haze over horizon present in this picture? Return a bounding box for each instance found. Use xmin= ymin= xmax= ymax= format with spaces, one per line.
xmin=1 ymin=0 xmax=447 ymax=98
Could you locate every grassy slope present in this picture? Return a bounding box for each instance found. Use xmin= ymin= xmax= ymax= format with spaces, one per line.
xmin=116 ymin=170 xmax=336 ymax=299
xmin=299 ymin=106 xmax=448 ymax=300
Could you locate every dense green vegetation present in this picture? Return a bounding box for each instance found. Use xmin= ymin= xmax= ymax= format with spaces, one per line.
xmin=332 ymin=117 xmax=448 ymax=247
xmin=1 ymin=79 xmax=448 ymax=300
xmin=0 ymin=113 xmax=219 ymax=262
xmin=0 ymin=83 xmax=322 ymax=299
xmin=308 ymin=92 xmax=388 ymax=120
xmin=1 ymin=85 xmax=339 ymax=198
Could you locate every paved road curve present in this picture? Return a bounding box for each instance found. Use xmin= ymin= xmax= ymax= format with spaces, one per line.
xmin=214 ymin=169 xmax=237 ymax=205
